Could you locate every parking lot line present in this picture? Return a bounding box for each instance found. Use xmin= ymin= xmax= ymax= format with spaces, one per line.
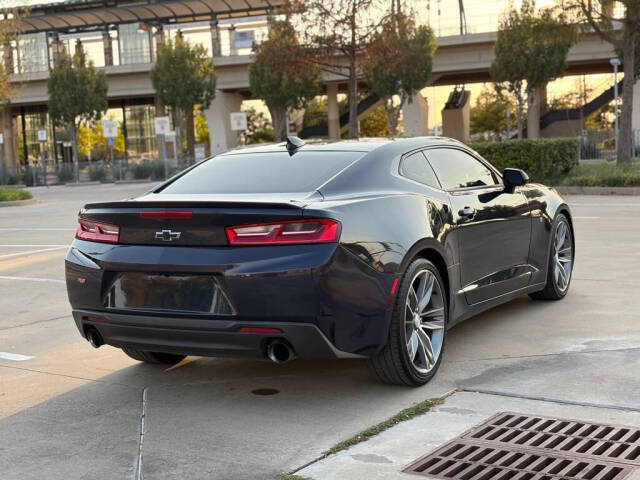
xmin=0 ymin=244 xmax=69 ymax=248
xmin=0 ymin=228 xmax=72 ymax=231
xmin=0 ymin=246 xmax=68 ymax=260
xmin=0 ymin=275 xmax=65 ymax=284
xmin=0 ymin=352 xmax=33 ymax=361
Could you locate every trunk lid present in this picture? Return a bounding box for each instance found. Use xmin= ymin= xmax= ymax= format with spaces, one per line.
xmin=80 ymin=192 xmax=315 ymax=246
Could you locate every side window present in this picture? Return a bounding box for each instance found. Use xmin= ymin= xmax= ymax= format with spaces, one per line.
xmin=424 ymin=148 xmax=498 ymax=190
xmin=399 ymin=151 xmax=441 ymax=189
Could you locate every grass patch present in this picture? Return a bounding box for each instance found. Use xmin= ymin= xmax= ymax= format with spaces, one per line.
xmin=0 ymin=188 xmax=32 ymax=202
xmin=276 ymin=475 xmax=312 ymax=480
xmin=554 ymin=161 xmax=640 ymax=187
xmin=322 ymin=396 xmax=444 ymax=457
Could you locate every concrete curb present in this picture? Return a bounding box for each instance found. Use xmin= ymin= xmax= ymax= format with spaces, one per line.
xmin=556 ymin=186 xmax=640 ymax=195
xmin=64 ymin=181 xmax=101 ymax=187
xmin=0 ymin=198 xmax=36 ymax=207
xmin=114 ymin=179 xmax=152 ymax=184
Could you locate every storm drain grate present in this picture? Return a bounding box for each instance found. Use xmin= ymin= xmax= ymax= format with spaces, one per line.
xmin=404 ymin=412 xmax=640 ymax=480
xmin=462 ymin=413 xmax=640 ymax=466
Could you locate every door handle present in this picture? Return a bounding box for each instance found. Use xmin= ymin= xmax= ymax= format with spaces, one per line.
xmin=458 ymin=206 xmax=476 ymax=220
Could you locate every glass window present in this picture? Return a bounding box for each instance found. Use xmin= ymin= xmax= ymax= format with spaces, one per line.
xmin=18 ymin=33 xmax=48 ymax=73
xmin=118 ymin=23 xmax=151 ymax=65
xmin=159 ymin=151 xmax=364 ymax=194
xmin=424 ymin=148 xmax=498 ymax=190
xmin=400 ymin=151 xmax=440 ymax=188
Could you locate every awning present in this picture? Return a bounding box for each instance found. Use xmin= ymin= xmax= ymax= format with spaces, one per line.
xmin=13 ymin=0 xmax=283 ymax=34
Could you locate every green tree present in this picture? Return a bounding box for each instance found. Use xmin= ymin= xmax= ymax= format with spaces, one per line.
xmin=48 ymin=49 xmax=107 ymax=181
xmin=360 ymin=105 xmax=391 ymax=137
xmin=243 ymin=106 xmax=275 ymax=144
xmin=249 ymin=18 xmax=320 ymax=141
xmin=490 ymin=1 xmax=576 ymax=138
xmin=470 ymin=87 xmax=515 ymax=139
xmin=151 ymin=35 xmax=216 ymax=157
xmin=364 ymin=7 xmax=436 ymax=136
xmin=569 ymin=0 xmax=639 ymax=164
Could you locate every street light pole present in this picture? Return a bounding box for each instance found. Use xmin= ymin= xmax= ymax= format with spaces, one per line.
xmin=610 ymin=58 xmax=620 ymax=157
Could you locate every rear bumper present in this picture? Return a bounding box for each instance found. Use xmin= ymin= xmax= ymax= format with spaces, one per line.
xmin=73 ymin=309 xmax=361 ymax=359
xmin=66 ymin=239 xmax=395 ymax=358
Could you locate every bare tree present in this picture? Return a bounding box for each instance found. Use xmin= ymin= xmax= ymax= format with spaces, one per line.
xmin=289 ymin=0 xmax=382 ymax=138
xmin=567 ymin=0 xmax=639 ymax=164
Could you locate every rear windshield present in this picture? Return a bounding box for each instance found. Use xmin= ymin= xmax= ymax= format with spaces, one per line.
xmin=159 ymin=150 xmax=364 ymax=194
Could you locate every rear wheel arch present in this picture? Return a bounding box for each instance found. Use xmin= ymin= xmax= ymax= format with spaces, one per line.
xmin=399 ymin=241 xmax=451 ymax=314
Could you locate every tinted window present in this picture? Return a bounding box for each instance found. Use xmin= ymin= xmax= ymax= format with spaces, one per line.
xmin=400 ymin=151 xmax=441 ymax=188
xmin=159 ymin=151 xmax=364 ymax=194
xmin=424 ymin=148 xmax=498 ymax=190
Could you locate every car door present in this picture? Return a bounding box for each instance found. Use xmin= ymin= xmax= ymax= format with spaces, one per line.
xmin=423 ymin=147 xmax=532 ymax=305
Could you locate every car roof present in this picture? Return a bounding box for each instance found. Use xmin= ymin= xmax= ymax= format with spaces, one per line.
xmin=220 ymin=136 xmax=465 ymax=156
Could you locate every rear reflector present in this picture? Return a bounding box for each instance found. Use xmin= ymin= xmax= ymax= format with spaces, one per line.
xmin=76 ymin=218 xmax=120 ymax=244
xmin=140 ymin=211 xmax=193 ymax=219
xmin=387 ymin=278 xmax=399 ymax=308
xmin=85 ymin=315 xmax=106 ymax=323
xmin=240 ymin=327 xmax=282 ymax=334
xmin=226 ymin=219 xmax=341 ymax=246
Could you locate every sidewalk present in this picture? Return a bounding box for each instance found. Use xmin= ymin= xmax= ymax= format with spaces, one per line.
xmin=296 ymin=391 xmax=640 ymax=479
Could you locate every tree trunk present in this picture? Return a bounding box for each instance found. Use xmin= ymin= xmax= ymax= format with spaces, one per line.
xmin=186 ymin=106 xmax=195 ymax=161
xmin=70 ymin=122 xmax=79 ymax=183
xmin=516 ymin=96 xmax=524 ymax=139
xmin=171 ymin=108 xmax=182 ymax=159
xmin=348 ymin=57 xmax=359 ymax=139
xmin=618 ymin=25 xmax=636 ymax=165
xmin=269 ymin=106 xmax=287 ymax=142
xmin=384 ymin=96 xmax=401 ymax=137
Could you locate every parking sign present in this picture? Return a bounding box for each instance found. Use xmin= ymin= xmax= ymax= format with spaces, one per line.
xmin=37 ymin=130 xmax=47 ymax=142
xmin=154 ymin=116 xmax=171 ymax=136
xmin=103 ymin=120 xmax=118 ymax=138
xmin=230 ymin=112 xmax=247 ymax=131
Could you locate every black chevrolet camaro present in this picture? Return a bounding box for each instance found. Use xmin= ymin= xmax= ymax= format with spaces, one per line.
xmin=65 ymin=137 xmax=574 ymax=386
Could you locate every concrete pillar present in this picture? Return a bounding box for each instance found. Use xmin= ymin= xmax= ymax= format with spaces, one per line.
xmin=203 ymin=90 xmax=243 ymax=155
xmin=402 ymin=92 xmax=429 ymax=137
xmin=632 ymin=78 xmax=640 ymax=133
xmin=229 ymin=25 xmax=237 ymax=56
xmin=103 ymin=29 xmax=113 ymax=66
xmin=527 ymin=86 xmax=543 ymax=139
xmin=2 ymin=107 xmax=16 ymax=178
xmin=153 ymin=25 xmax=163 ymax=61
xmin=327 ymin=83 xmax=340 ymax=140
xmin=3 ymin=41 xmax=13 ymax=75
xmin=442 ymin=90 xmax=470 ymax=142
xmin=210 ymin=19 xmax=221 ymax=57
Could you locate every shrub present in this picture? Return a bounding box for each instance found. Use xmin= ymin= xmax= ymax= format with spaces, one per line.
xmin=56 ymin=163 xmax=74 ymax=183
xmin=0 ymin=188 xmax=32 ymax=201
xmin=88 ymin=165 xmax=107 ymax=182
xmin=129 ymin=160 xmax=166 ymax=180
xmin=558 ymin=161 xmax=640 ymax=187
xmin=468 ymin=138 xmax=578 ymax=183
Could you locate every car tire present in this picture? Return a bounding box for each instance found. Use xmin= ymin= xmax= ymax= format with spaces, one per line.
xmin=369 ymin=258 xmax=448 ymax=387
xmin=122 ymin=347 xmax=186 ymax=365
xmin=530 ymin=213 xmax=574 ymax=301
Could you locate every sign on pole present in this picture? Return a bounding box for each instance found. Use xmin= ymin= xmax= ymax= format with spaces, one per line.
xmin=155 ymin=116 xmax=171 ymax=179
xmin=194 ymin=144 xmax=206 ymax=161
xmin=102 ymin=120 xmax=118 ymax=138
xmin=230 ymin=112 xmax=247 ymax=131
xmin=37 ymin=130 xmax=47 ymax=142
xmin=154 ymin=116 xmax=171 ymax=136
xmin=0 ymin=133 xmax=4 ymax=144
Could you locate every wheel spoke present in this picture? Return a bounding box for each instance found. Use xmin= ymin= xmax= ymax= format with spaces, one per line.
xmin=418 ymin=274 xmax=435 ymax=313
xmin=416 ymin=328 xmax=435 ymax=367
xmin=556 ymin=223 xmax=566 ymax=250
xmin=421 ymin=319 xmax=445 ymax=330
xmin=558 ymin=257 xmax=572 ymax=264
xmin=407 ymin=331 xmax=418 ymax=360
xmin=407 ymin=287 xmax=418 ymax=311
xmin=558 ymin=247 xmax=572 ymax=255
xmin=421 ymin=306 xmax=444 ymax=318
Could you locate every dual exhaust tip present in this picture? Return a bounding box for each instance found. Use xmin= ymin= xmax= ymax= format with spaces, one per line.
xmin=267 ymin=340 xmax=295 ymax=364
xmin=85 ymin=326 xmax=103 ymax=349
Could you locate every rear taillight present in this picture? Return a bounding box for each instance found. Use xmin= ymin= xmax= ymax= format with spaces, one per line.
xmin=226 ymin=219 xmax=341 ymax=246
xmin=76 ymin=218 xmax=120 ymax=244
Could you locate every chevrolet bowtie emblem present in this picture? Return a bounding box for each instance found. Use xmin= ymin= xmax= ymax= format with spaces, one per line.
xmin=155 ymin=229 xmax=181 ymax=242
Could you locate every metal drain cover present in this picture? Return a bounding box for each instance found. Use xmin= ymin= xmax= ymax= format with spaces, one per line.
xmin=404 ymin=412 xmax=640 ymax=480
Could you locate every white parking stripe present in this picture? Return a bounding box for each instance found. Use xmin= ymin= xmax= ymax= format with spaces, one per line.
xmin=573 ymin=216 xmax=600 ymax=219
xmin=0 ymin=275 xmax=65 ymax=284
xmin=0 ymin=228 xmax=72 ymax=231
xmin=0 ymin=246 xmax=68 ymax=260
xmin=0 ymin=352 xmax=33 ymax=361
xmin=0 ymin=244 xmax=69 ymax=248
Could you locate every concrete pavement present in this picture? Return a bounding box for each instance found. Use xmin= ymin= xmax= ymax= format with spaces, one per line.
xmin=0 ymin=185 xmax=638 ymax=479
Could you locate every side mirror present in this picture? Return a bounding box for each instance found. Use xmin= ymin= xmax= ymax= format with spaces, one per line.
xmin=503 ymin=168 xmax=529 ymax=191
